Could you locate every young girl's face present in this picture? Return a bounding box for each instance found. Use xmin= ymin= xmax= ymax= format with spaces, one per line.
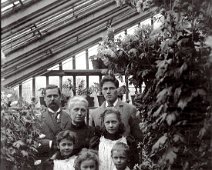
xmin=80 ymin=159 xmax=97 ymax=170
xmin=104 ymin=113 xmax=120 ymax=134
xmin=112 ymin=150 xmax=127 ymax=170
xmin=58 ymin=138 xmax=74 ymax=157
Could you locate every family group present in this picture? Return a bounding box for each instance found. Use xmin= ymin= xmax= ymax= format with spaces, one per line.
xmin=36 ymin=75 xmax=142 ymax=170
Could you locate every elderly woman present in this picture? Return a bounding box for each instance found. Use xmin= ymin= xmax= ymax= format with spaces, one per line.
xmin=66 ymin=96 xmax=100 ymax=155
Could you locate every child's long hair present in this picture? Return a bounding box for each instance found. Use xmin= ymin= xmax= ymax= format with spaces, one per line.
xmin=56 ymin=130 xmax=76 ymax=146
xmin=100 ymin=108 xmax=125 ymax=135
xmin=74 ymin=148 xmax=99 ymax=170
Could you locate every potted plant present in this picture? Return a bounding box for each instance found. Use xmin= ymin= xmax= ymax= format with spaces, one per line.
xmin=75 ymin=79 xmax=95 ymax=107
xmin=90 ymin=82 xmax=105 ymax=106
xmin=117 ymin=85 xmax=128 ymax=101
xmin=62 ymin=78 xmax=75 ymax=107
xmin=38 ymin=88 xmax=46 ymax=107
xmin=89 ymin=55 xmax=107 ymax=69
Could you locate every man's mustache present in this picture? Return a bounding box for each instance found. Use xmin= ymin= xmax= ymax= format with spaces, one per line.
xmin=49 ymin=102 xmax=57 ymax=106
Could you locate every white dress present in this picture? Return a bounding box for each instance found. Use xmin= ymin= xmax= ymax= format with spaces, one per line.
xmin=53 ymin=155 xmax=76 ymax=170
xmin=98 ymin=136 xmax=127 ymax=170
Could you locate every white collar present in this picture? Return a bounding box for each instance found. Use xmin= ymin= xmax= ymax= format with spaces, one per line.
xmin=48 ymin=107 xmax=61 ymax=114
xmin=113 ymin=167 xmax=130 ymax=170
xmin=105 ymin=98 xmax=118 ymax=107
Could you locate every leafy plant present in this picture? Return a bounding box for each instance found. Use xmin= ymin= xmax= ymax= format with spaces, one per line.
xmin=104 ymin=0 xmax=212 ymax=169
xmin=89 ymin=82 xmax=101 ymax=95
xmin=62 ymin=78 xmax=74 ymax=98
xmin=74 ymin=79 xmax=93 ymax=96
xmin=1 ymin=89 xmax=41 ymax=170
xmin=89 ymin=55 xmax=98 ymax=61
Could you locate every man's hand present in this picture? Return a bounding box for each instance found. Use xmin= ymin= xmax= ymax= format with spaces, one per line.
xmin=37 ymin=139 xmax=52 ymax=154
xmin=38 ymin=139 xmax=51 ymax=147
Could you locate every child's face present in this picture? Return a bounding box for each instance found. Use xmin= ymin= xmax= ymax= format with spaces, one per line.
xmin=112 ymin=150 xmax=127 ymax=170
xmin=80 ymin=159 xmax=97 ymax=170
xmin=58 ymin=138 xmax=74 ymax=157
xmin=104 ymin=113 xmax=120 ymax=134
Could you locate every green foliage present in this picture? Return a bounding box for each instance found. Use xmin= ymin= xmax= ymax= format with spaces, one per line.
xmin=1 ymin=90 xmax=41 ymax=169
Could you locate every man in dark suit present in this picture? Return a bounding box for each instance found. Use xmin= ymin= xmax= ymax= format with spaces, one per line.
xmin=89 ymin=75 xmax=142 ymax=140
xmin=38 ymin=84 xmax=72 ymax=159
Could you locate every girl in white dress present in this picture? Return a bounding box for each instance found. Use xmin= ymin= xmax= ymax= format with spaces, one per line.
xmin=74 ymin=148 xmax=99 ymax=170
xmin=98 ymin=108 xmax=128 ymax=170
xmin=42 ymin=130 xmax=77 ymax=170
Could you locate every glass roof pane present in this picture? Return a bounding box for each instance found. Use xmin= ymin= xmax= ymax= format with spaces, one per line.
xmin=75 ymin=51 xmax=86 ymax=70
xmin=127 ymin=24 xmax=139 ymax=35
xmin=62 ymin=58 xmax=73 ymax=70
xmin=47 ymin=64 xmax=59 ymax=71
xmin=1 ymin=0 xmax=106 ymax=54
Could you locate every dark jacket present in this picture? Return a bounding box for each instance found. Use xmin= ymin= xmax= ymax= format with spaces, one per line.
xmin=37 ymin=109 xmax=72 ymax=159
xmin=68 ymin=121 xmax=100 ymax=154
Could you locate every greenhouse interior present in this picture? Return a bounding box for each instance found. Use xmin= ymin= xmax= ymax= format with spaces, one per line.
xmin=1 ymin=0 xmax=212 ymax=170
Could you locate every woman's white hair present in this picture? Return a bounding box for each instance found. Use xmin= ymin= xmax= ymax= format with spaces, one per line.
xmin=67 ymin=96 xmax=88 ymax=110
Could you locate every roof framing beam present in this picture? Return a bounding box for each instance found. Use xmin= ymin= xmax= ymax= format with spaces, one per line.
xmin=1 ymin=0 xmax=99 ymax=38
xmin=2 ymin=6 xmax=133 ymax=77
xmin=2 ymin=0 xmax=70 ymax=30
xmin=4 ymin=1 xmax=116 ymax=62
xmin=43 ymin=70 xmax=103 ymax=76
xmin=2 ymin=8 xmax=156 ymax=87
xmin=2 ymin=35 xmax=102 ymax=87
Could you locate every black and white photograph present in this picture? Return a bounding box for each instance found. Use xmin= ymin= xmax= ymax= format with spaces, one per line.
xmin=1 ymin=0 xmax=212 ymax=170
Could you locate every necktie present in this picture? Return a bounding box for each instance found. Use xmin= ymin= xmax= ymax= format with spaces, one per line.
xmin=107 ymin=103 xmax=114 ymax=107
xmin=55 ymin=112 xmax=60 ymax=123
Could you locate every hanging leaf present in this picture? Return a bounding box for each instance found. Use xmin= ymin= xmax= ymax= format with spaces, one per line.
xmin=26 ymin=138 xmax=32 ymax=144
xmin=128 ymin=48 xmax=139 ymax=57
xmin=174 ymin=87 xmax=182 ymax=103
xmin=159 ymin=147 xmax=178 ymax=165
xmin=192 ymin=89 xmax=207 ymax=97
xmin=5 ymin=148 xmax=16 ymax=162
xmin=156 ymin=59 xmax=172 ymax=79
xmin=178 ymin=63 xmax=188 ymax=76
xmin=30 ymin=146 xmax=38 ymax=153
xmin=156 ymin=112 xmax=167 ymax=124
xmin=173 ymin=133 xmax=185 ymax=143
xmin=153 ymin=105 xmax=163 ymax=117
xmin=156 ymin=87 xmax=172 ymax=104
xmin=166 ymin=113 xmax=176 ymax=126
xmin=21 ymin=150 xmax=29 ymax=158
xmin=197 ymin=127 xmax=206 ymax=139
xmin=147 ymin=108 xmax=153 ymax=116
xmin=151 ymin=133 xmax=168 ymax=154
xmin=178 ymin=95 xmax=192 ymax=110
xmin=13 ymin=140 xmax=25 ymax=149
xmin=183 ymin=161 xmax=189 ymax=170
xmin=176 ymin=120 xmax=187 ymax=126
